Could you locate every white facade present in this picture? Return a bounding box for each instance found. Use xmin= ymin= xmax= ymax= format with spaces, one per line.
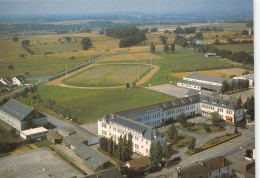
xmin=183 ymin=76 xmax=222 ymax=87
xmin=12 ymin=77 xmax=25 ymax=86
xmin=20 ymin=127 xmax=48 ymax=139
xmin=0 ymin=110 xmax=23 ymax=131
xmin=177 ymin=82 xmax=202 ymax=90
xmin=98 ymin=117 xmax=165 ymax=156
xmin=233 ymin=74 xmax=254 ymax=86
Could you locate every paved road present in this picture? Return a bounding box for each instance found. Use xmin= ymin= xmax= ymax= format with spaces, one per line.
xmin=151 ymin=123 xmax=255 ymax=177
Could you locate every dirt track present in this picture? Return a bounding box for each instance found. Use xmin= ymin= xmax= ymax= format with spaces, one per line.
xmin=45 ymin=63 xmax=159 ymax=89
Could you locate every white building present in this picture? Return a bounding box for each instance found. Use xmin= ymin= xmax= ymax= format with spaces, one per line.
xmin=98 ymin=114 xmax=166 ymax=156
xmin=12 ymin=75 xmax=26 ymax=86
xmin=0 ymin=99 xmax=47 ymax=131
xmin=233 ymin=74 xmax=254 ymax=86
xmin=177 ymin=73 xmax=232 ymax=92
xmin=173 ymin=156 xmax=233 ymax=178
xmin=0 ymin=77 xmax=14 ymax=89
xmin=20 ymin=127 xmax=48 ymax=139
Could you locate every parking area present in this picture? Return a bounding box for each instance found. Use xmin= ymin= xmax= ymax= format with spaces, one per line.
xmin=80 ymin=122 xmax=98 ymax=136
xmin=220 ymin=88 xmax=254 ymax=102
xmin=0 ymin=148 xmax=83 ymax=178
xmin=146 ymin=84 xmax=189 ymax=98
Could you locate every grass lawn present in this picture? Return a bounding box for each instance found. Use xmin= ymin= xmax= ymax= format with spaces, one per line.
xmin=213 ymin=43 xmax=254 ymax=54
xmin=163 ymin=131 xmax=195 ymax=150
xmin=177 ymin=124 xmax=225 ymax=134
xmin=142 ymin=49 xmax=235 ymax=86
xmin=35 ymin=85 xmax=174 ymax=124
xmin=62 ymin=64 xmax=150 ymax=87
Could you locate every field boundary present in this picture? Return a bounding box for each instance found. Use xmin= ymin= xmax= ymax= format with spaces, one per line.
xmin=45 ymin=63 xmax=160 ymax=89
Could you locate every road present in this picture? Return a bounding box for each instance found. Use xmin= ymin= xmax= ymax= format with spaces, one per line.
xmin=150 ymin=123 xmax=255 ymax=177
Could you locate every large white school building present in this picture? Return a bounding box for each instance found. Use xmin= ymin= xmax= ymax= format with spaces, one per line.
xmin=98 ymin=94 xmax=243 ymax=156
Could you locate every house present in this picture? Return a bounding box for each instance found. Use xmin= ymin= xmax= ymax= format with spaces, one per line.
xmin=47 ymin=132 xmax=63 ymax=144
xmin=0 ymin=82 xmax=7 ymax=93
xmin=126 ymin=156 xmax=150 ymax=172
xmin=12 ymin=75 xmax=26 ymax=86
xmin=0 ymin=77 xmax=14 ymax=89
xmin=194 ymin=39 xmax=202 ymax=45
xmin=83 ymin=168 xmax=123 ymax=178
xmin=173 ymin=156 xmax=233 ymax=178
xmin=73 ymin=143 xmax=110 ymax=171
xmin=233 ymin=74 xmax=254 ymax=86
xmin=0 ymin=99 xmax=47 ymax=131
xmin=62 ymin=133 xmax=87 ymax=149
xmin=98 ymin=114 xmax=166 ymax=156
xmin=20 ymin=127 xmax=48 ymax=139
xmin=205 ymin=53 xmax=216 ymax=57
xmin=177 ymin=73 xmax=232 ymax=92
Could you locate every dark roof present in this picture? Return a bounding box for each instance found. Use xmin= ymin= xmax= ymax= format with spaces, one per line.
xmin=0 ymin=99 xmax=45 ymax=121
xmin=0 ymin=82 xmax=5 ymax=88
xmin=104 ymin=114 xmax=163 ymax=141
xmin=127 ymin=156 xmax=150 ymax=169
xmin=200 ymin=95 xmax=238 ymax=110
xmin=47 ymin=132 xmax=63 ymax=140
xmin=62 ymin=133 xmax=86 ymax=146
xmin=73 ymin=143 xmax=109 ymax=170
xmin=84 ymin=168 xmax=123 ymax=178
xmin=179 ymin=156 xmax=233 ymax=178
xmin=3 ymin=77 xmax=13 ymax=84
xmin=184 ymin=73 xmax=232 ymax=84
xmin=185 ymin=89 xmax=211 ymax=96
xmin=15 ymin=75 xmax=26 ymax=82
xmin=178 ymin=79 xmax=221 ymax=91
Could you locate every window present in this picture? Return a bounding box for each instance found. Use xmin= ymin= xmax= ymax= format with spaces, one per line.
xmin=146 ymin=149 xmax=148 ymax=153
xmin=146 ymin=141 xmax=148 ymax=144
xmin=102 ymin=123 xmax=107 ymax=128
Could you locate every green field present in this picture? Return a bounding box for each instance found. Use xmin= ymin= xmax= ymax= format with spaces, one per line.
xmin=142 ymin=49 xmax=235 ymax=86
xmin=62 ymin=64 xmax=150 ymax=87
xmin=213 ymin=43 xmax=254 ymax=54
xmin=34 ymin=85 xmax=174 ymax=124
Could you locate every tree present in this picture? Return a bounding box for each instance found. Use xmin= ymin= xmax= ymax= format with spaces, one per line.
xmin=188 ymin=138 xmax=196 ymax=150
xmin=213 ymin=39 xmax=220 ymax=45
xmin=107 ymin=137 xmax=113 ymax=155
xmin=211 ymin=112 xmax=226 ymax=128
xmin=234 ymin=126 xmax=239 ymax=134
xmin=167 ymin=124 xmax=177 ymax=140
xmin=150 ymin=141 xmax=163 ymax=171
xmin=8 ymin=64 xmax=14 ymax=70
xmin=164 ymin=144 xmax=172 ymax=168
xmin=159 ymin=36 xmax=168 ymax=45
xmin=81 ymin=37 xmax=92 ymax=50
xmin=12 ymin=36 xmax=19 ymax=42
xmin=226 ymin=38 xmax=233 ymax=44
xmin=116 ymin=135 xmax=123 ymax=160
xmin=221 ymin=80 xmax=229 ymax=94
xmin=126 ymin=83 xmax=130 ymax=88
xmin=100 ymin=137 xmax=108 ymax=151
xmin=194 ymin=32 xmax=203 ymax=40
xmin=150 ymin=42 xmax=156 ymax=53
xmin=127 ymin=133 xmax=133 ymax=160
xmin=99 ymin=31 xmax=104 ymax=35
xmin=177 ymin=113 xmax=188 ymax=127
xmin=64 ymin=37 xmax=71 ymax=43
xmin=170 ymin=43 xmax=175 ymax=53
xmin=19 ymin=53 xmax=25 ymax=58
xmin=150 ymin=28 xmax=158 ymax=33
xmin=141 ymin=28 xmax=149 ymax=34
xmin=164 ymin=45 xmax=169 ymax=53
xmin=236 ymin=96 xmax=242 ymax=108
xmin=246 ymin=95 xmax=255 ymax=120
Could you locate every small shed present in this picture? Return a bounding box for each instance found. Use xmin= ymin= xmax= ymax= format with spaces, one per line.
xmin=47 ymin=132 xmax=63 ymax=144
xmin=126 ymin=156 xmax=150 ymax=172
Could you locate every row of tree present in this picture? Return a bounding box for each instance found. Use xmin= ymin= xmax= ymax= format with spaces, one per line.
xmin=221 ymin=79 xmax=250 ymax=94
xmin=244 ymin=95 xmax=255 ymax=120
xmin=99 ymin=134 xmax=133 ymax=162
xmin=21 ymin=40 xmax=34 ymax=55
xmin=174 ymin=26 xmax=196 ymax=34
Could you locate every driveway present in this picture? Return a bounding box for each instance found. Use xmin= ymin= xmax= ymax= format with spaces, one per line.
xmin=80 ymin=122 xmax=98 ymax=136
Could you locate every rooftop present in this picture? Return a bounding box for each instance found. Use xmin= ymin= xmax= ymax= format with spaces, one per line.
xmin=47 ymin=132 xmax=63 ymax=140
xmin=185 ymin=89 xmax=211 ymax=96
xmin=14 ymin=75 xmax=26 ymax=82
xmin=84 ymin=168 xmax=123 ymax=178
xmin=178 ymin=79 xmax=221 ymax=91
xmin=20 ymin=127 xmax=48 ymax=136
xmin=234 ymin=73 xmax=254 ymax=80
xmin=184 ymin=73 xmax=232 ymax=84
xmin=127 ymin=156 xmax=150 ymax=169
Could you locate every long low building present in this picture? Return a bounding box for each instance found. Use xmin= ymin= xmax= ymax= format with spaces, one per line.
xmin=0 ymin=99 xmax=47 ymax=131
xmin=233 ymin=74 xmax=254 ymax=86
xmin=177 ymin=73 xmax=232 ymax=92
xmin=20 ymin=127 xmax=48 ymax=139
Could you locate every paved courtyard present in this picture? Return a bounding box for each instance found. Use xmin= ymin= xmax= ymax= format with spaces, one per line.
xmin=146 ymin=84 xmax=189 ymax=98
xmin=0 ymin=148 xmax=83 ymax=178
xmin=80 ymin=122 xmax=98 ymax=136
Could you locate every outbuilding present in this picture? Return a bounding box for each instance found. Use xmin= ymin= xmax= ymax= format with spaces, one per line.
xmin=20 ymin=127 xmax=48 ymax=139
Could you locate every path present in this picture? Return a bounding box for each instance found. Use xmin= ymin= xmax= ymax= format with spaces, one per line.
xmin=45 ymin=63 xmax=160 ymax=89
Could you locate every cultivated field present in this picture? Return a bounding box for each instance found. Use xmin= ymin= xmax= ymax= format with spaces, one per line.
xmin=213 ymin=68 xmax=253 ymax=76
xmin=36 ymin=86 xmax=174 ymax=124
xmin=62 ymin=64 xmax=150 ymax=87
xmin=171 ymin=70 xmax=230 ymax=78
xmin=213 ymin=43 xmax=254 ymax=54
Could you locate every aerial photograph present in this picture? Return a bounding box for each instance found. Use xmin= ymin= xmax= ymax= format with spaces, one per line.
xmin=0 ymin=0 xmax=255 ymax=177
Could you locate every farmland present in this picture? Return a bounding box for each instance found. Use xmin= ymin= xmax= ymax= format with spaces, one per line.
xmin=213 ymin=43 xmax=254 ymax=54
xmin=35 ymin=85 xmax=174 ymax=124
xmin=62 ymin=64 xmax=150 ymax=87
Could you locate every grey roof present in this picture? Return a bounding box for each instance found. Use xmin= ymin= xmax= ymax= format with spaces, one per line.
xmin=186 ymin=89 xmax=211 ymax=96
xmin=104 ymin=114 xmax=163 ymax=141
xmin=184 ymin=73 xmax=232 ymax=84
xmin=84 ymin=168 xmax=123 ymax=178
xmin=178 ymin=80 xmax=221 ymax=91
xmin=15 ymin=75 xmax=26 ymax=82
xmin=3 ymin=77 xmax=13 ymax=84
xmin=74 ymin=143 xmax=109 ymax=170
xmin=0 ymin=99 xmax=33 ymax=121
xmin=0 ymin=82 xmax=5 ymax=88
xmin=62 ymin=133 xmax=87 ymax=146
xmin=234 ymin=74 xmax=254 ymax=80
xmin=114 ymin=95 xmax=200 ymax=117
xmin=58 ymin=126 xmax=76 ymax=137
xmin=200 ymin=95 xmax=238 ymax=110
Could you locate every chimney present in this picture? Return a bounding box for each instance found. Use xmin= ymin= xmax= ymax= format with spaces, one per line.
xmin=222 ymin=158 xmax=225 ymax=166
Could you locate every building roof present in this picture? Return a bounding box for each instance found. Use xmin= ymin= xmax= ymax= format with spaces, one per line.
xmin=20 ymin=127 xmax=48 ymax=136
xmin=0 ymin=99 xmax=46 ymax=121
xmin=200 ymin=95 xmax=238 ymax=110
xmin=62 ymin=133 xmax=87 ymax=147
xmin=73 ymin=143 xmax=109 ymax=170
xmin=0 ymin=82 xmax=6 ymax=88
xmin=178 ymin=79 xmax=221 ymax=91
xmin=3 ymin=77 xmax=13 ymax=84
xmin=127 ymin=156 xmax=150 ymax=169
xmin=58 ymin=126 xmax=76 ymax=137
xmin=103 ymin=114 xmax=163 ymax=141
xmin=14 ymin=75 xmax=26 ymax=82
xmin=184 ymin=73 xmax=232 ymax=84
xmin=84 ymin=168 xmax=123 ymax=178
xmin=234 ymin=73 xmax=254 ymax=80
xmin=179 ymin=156 xmax=233 ymax=178
xmin=185 ymin=89 xmax=211 ymax=97
xmin=47 ymin=132 xmax=63 ymax=140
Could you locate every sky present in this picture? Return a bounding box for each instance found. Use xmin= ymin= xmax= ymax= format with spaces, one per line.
xmin=0 ymin=0 xmax=253 ymax=16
